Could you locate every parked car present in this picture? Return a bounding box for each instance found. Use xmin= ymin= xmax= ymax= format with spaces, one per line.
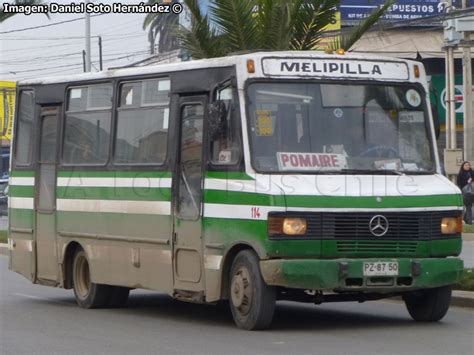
xmin=0 ymin=180 xmax=8 ymax=216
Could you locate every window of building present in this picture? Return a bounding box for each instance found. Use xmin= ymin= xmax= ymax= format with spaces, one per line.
xmin=114 ymin=78 xmax=170 ymax=165
xmin=63 ymin=84 xmax=113 ymax=165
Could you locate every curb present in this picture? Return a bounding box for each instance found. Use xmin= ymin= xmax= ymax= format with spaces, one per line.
xmin=451 ymin=290 xmax=474 ymax=308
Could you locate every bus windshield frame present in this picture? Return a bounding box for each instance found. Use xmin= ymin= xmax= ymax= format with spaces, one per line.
xmin=245 ymin=79 xmax=436 ymax=175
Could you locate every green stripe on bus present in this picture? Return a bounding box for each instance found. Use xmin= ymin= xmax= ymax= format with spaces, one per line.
xmin=57 ymin=171 xmax=172 ymax=178
xmin=57 ymin=186 xmax=172 ymax=201
xmin=204 ymin=190 xmax=461 ymax=208
xmin=10 ymin=170 xmax=35 ymax=177
xmin=9 ymin=208 xmax=35 ymax=227
xmin=205 ymin=171 xmax=255 ymax=180
xmin=57 ymin=211 xmax=172 ymax=239
xmin=9 ymin=185 xmax=35 ymax=198
xmin=285 ymin=194 xmax=462 ymax=208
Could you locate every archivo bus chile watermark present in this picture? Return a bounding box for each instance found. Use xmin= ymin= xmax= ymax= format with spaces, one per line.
xmin=1 ymin=2 xmax=183 ymax=15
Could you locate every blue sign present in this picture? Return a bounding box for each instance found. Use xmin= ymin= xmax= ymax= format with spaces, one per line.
xmin=340 ymin=0 xmax=445 ymax=23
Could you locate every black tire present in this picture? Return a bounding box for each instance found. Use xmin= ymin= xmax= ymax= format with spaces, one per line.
xmin=107 ymin=286 xmax=130 ymax=308
xmin=403 ymin=286 xmax=452 ymax=322
xmin=229 ymin=250 xmax=276 ymax=330
xmin=72 ymin=249 xmax=111 ymax=309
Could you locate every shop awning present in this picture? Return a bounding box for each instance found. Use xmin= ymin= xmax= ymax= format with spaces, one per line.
xmin=349 ymin=28 xmax=473 ymax=59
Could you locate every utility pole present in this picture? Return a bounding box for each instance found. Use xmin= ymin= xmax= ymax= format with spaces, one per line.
xmin=98 ymin=36 xmax=103 ymax=71
xmin=84 ymin=0 xmax=91 ymax=72
xmin=443 ymin=0 xmax=464 ymax=180
xmin=462 ymin=0 xmax=473 ymax=162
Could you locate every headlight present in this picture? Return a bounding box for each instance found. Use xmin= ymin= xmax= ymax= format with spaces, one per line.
xmin=268 ymin=216 xmax=307 ymax=236
xmin=441 ymin=217 xmax=462 ymax=235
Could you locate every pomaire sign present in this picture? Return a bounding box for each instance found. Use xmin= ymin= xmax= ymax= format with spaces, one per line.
xmin=277 ymin=152 xmax=347 ymax=171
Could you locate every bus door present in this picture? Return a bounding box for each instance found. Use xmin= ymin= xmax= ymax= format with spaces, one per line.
xmin=172 ymin=95 xmax=207 ymax=294
xmin=34 ymin=106 xmax=59 ymax=283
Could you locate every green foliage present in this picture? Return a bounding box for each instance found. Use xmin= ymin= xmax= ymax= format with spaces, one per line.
xmin=143 ymin=0 xmax=180 ymax=54
xmin=463 ymin=224 xmax=474 ymax=233
xmin=0 ymin=0 xmax=49 ymax=23
xmin=178 ymin=0 xmax=392 ymax=59
xmin=0 ymin=230 xmax=7 ymax=244
xmin=454 ymin=269 xmax=474 ymax=292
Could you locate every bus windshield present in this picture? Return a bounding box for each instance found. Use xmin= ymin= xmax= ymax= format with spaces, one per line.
xmin=247 ymin=82 xmax=435 ymax=173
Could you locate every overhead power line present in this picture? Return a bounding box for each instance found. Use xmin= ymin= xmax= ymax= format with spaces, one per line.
xmin=0 ymin=14 xmax=105 ymax=34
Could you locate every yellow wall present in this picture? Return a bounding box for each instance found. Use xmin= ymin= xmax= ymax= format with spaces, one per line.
xmin=0 ymin=81 xmax=16 ymax=142
xmin=315 ymin=11 xmax=341 ymax=49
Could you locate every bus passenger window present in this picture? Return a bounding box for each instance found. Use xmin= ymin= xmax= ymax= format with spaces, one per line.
xmin=15 ymin=91 xmax=35 ymax=165
xmin=114 ymin=78 xmax=170 ymax=165
xmin=63 ymin=84 xmax=113 ymax=165
xmin=210 ymin=86 xmax=241 ymax=165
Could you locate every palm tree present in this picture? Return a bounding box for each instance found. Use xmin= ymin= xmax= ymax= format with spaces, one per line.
xmin=0 ymin=0 xmax=48 ymax=23
xmin=177 ymin=0 xmax=394 ymax=59
xmin=143 ymin=0 xmax=181 ymax=54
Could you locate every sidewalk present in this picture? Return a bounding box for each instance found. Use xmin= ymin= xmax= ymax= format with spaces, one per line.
xmin=463 ymin=233 xmax=474 ymax=241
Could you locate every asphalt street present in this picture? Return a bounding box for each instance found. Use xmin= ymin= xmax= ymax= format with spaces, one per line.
xmin=0 ymin=256 xmax=473 ymax=355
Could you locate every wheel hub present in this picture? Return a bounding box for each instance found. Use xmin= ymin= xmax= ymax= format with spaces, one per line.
xmin=230 ymin=267 xmax=252 ymax=315
xmin=75 ymin=255 xmax=91 ymax=299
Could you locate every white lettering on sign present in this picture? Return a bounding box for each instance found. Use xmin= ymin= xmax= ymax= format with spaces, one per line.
xmin=277 ymin=152 xmax=347 ymax=171
xmin=262 ymin=58 xmax=410 ymax=80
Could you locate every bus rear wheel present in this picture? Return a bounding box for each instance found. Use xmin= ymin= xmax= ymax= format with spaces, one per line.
xmin=72 ymin=249 xmax=111 ymax=308
xmin=229 ymin=250 xmax=276 ymax=330
xmin=403 ymin=286 xmax=452 ymax=322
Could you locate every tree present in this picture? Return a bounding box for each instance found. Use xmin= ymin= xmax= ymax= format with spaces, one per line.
xmin=177 ymin=0 xmax=394 ymax=59
xmin=0 ymin=0 xmax=48 ymax=23
xmin=143 ymin=0 xmax=180 ymax=54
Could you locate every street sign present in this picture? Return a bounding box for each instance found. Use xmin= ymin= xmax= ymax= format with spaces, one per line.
xmin=340 ymin=0 xmax=443 ymax=25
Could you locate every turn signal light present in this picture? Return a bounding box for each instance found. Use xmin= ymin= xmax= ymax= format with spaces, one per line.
xmin=247 ymin=59 xmax=255 ymax=73
xmin=441 ymin=217 xmax=462 ymax=234
xmin=414 ymin=64 xmax=420 ymax=78
xmin=336 ymin=48 xmax=345 ymax=55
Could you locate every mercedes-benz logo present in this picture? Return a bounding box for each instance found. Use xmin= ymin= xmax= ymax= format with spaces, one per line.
xmin=369 ymin=215 xmax=389 ymax=237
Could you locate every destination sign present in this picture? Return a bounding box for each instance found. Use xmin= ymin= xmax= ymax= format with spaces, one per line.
xmin=262 ymin=58 xmax=410 ymax=80
xmin=277 ymin=152 xmax=347 ymax=171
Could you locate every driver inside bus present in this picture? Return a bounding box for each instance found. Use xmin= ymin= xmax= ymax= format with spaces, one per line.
xmin=345 ymin=124 xmax=397 ymax=159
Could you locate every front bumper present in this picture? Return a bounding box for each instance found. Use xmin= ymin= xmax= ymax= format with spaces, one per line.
xmin=260 ymin=257 xmax=464 ymax=292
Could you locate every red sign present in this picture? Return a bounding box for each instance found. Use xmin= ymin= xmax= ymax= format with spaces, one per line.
xmin=277 ymin=152 xmax=347 ymax=171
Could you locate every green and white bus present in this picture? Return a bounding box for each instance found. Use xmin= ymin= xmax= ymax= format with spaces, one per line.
xmin=9 ymin=51 xmax=464 ymax=330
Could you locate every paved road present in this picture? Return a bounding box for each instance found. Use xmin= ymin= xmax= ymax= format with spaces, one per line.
xmin=0 ymin=256 xmax=473 ymax=355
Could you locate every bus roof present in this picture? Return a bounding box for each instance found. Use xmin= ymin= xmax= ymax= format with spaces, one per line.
xmin=18 ymin=51 xmax=423 ymax=86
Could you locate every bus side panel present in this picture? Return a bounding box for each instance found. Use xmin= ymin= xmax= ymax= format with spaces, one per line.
xmin=8 ymin=171 xmax=36 ymax=281
xmin=56 ymin=171 xmax=174 ymax=293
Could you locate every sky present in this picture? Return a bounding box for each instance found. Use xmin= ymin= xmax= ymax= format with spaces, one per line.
xmin=0 ymin=0 xmax=175 ymax=82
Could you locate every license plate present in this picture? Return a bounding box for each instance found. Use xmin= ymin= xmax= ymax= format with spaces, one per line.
xmin=363 ymin=262 xmax=399 ymax=276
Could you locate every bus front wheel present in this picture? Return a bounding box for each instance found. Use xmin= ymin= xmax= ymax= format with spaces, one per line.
xmin=72 ymin=249 xmax=111 ymax=308
xmin=403 ymin=286 xmax=452 ymax=322
xmin=229 ymin=250 xmax=276 ymax=330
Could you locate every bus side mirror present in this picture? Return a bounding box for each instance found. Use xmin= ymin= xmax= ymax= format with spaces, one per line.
xmin=431 ymin=103 xmax=440 ymax=140
xmin=208 ymin=100 xmax=228 ymax=139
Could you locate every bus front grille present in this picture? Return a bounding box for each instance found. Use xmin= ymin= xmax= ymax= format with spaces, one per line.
xmin=336 ymin=240 xmax=418 ymax=254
